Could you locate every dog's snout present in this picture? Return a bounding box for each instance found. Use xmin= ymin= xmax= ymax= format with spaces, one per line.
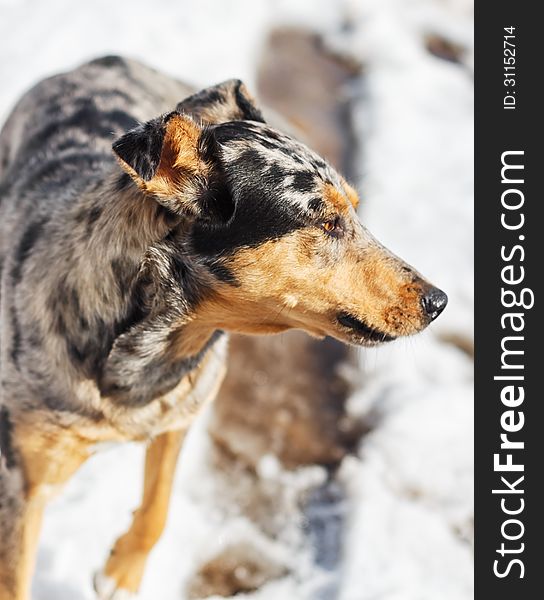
xmin=421 ymin=287 xmax=448 ymax=321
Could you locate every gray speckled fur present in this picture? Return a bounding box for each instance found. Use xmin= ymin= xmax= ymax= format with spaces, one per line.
xmin=0 ymin=53 xmax=379 ymax=598
xmin=0 ymin=56 xmax=360 ymax=432
xmin=0 ymin=57 xmax=224 ymax=428
xmin=0 ymin=55 xmax=444 ymax=598
xmin=0 ymin=58 xmax=235 ymax=588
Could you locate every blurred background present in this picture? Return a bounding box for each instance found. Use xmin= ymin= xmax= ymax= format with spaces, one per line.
xmin=0 ymin=0 xmax=473 ymax=599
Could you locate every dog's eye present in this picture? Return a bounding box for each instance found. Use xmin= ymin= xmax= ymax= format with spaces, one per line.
xmin=321 ymin=217 xmax=343 ymax=237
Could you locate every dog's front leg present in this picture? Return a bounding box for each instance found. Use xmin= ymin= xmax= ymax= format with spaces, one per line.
xmin=0 ymin=418 xmax=90 ymax=600
xmin=95 ymin=429 xmax=185 ymax=599
xmin=0 ymin=460 xmax=36 ymax=600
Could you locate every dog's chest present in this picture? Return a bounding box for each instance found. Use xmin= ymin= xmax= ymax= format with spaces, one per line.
xmin=96 ymin=335 xmax=228 ymax=440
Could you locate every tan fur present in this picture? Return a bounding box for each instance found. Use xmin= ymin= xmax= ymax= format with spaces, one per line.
xmin=116 ymin=114 xmax=210 ymax=211
xmin=102 ymin=429 xmax=185 ymax=593
xmin=342 ymin=179 xmax=360 ymax=209
xmin=148 ymin=115 xmax=203 ymax=193
xmin=0 ymin=56 xmax=444 ymax=600
xmin=323 ymin=182 xmax=352 ymax=214
xmin=191 ymin=232 xmax=426 ymax=342
xmin=0 ymin=422 xmax=91 ymax=600
xmin=168 ymin=321 xmax=220 ymax=360
xmin=0 ymin=341 xmax=227 ymax=600
xmin=99 ymin=357 xmax=227 ymax=594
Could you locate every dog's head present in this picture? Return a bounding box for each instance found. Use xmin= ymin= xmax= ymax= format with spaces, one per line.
xmin=112 ymin=80 xmax=447 ymax=347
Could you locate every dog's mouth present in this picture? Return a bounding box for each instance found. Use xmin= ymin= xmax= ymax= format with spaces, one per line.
xmin=336 ymin=313 xmax=396 ymax=345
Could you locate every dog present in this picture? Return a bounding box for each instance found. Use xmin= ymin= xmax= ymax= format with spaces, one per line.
xmin=0 ymin=55 xmax=447 ymax=599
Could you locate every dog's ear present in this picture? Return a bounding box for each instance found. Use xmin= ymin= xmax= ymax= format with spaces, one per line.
xmin=112 ymin=116 xmax=167 ymax=182
xmin=113 ymin=112 xmax=232 ymax=221
xmin=176 ymin=79 xmax=265 ymax=125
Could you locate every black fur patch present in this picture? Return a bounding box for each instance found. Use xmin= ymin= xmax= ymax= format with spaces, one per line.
xmin=112 ymin=115 xmax=169 ymax=181
xmin=102 ymin=330 xmax=224 ymax=406
xmin=168 ymin=253 xmax=207 ymax=308
xmin=11 ymin=217 xmax=48 ymax=284
xmin=47 ymin=277 xmax=69 ymax=336
xmin=233 ymin=80 xmax=265 ymax=122
xmin=110 ymin=257 xmax=133 ymax=292
xmin=65 ymin=288 xmax=89 ymax=333
xmin=50 ymin=307 xmax=67 ymax=338
xmin=21 ymin=105 xmax=138 ymax=160
xmin=66 ymin=340 xmax=86 ymax=365
xmin=86 ymin=205 xmax=103 ymax=234
xmin=233 ymin=148 xmax=268 ymax=173
xmin=291 ymin=171 xmax=317 ymax=193
xmin=42 ymin=395 xmax=103 ymax=421
xmin=9 ymin=318 xmax=21 ymax=370
xmin=0 ymin=407 xmax=16 ymax=469
xmin=179 ymin=87 xmax=223 ymax=113
xmin=54 ymin=139 xmax=91 ymax=154
xmin=24 ymin=153 xmax=108 ymax=194
xmin=203 ymin=259 xmax=238 ymax=285
xmin=176 ymin=79 xmax=265 ymax=124
xmin=197 ymin=165 xmax=236 ymax=224
xmin=308 ymin=197 xmax=325 ymax=212
xmin=114 ymin=171 xmax=134 ymax=192
xmin=266 ymin=162 xmax=290 ymax=184
xmin=89 ymin=55 xmax=127 ymax=68
xmin=42 ymin=395 xmax=75 ymax=413
xmin=49 ymin=261 xmax=150 ymax=379
xmin=191 ymin=125 xmax=309 ymax=255
xmin=190 ymin=189 xmax=304 ymax=256
xmin=26 ymin=323 xmax=44 ymax=350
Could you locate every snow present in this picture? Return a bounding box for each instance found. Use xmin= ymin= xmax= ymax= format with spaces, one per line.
xmin=0 ymin=0 xmax=473 ymax=599
xmin=334 ymin=4 xmax=473 ymax=598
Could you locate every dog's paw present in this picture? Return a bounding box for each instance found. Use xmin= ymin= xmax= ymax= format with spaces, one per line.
xmin=93 ymin=571 xmax=137 ymax=600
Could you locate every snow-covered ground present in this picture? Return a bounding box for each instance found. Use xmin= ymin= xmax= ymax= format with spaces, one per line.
xmin=0 ymin=0 xmax=474 ymax=599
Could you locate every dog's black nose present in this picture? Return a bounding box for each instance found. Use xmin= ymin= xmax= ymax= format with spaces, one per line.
xmin=422 ymin=287 xmax=448 ymax=321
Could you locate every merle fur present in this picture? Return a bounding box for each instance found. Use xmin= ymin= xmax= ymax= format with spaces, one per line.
xmin=112 ymin=114 xmax=171 ymax=181
xmin=0 ymin=56 xmax=345 ymax=415
xmin=0 ymin=408 xmax=16 ymax=469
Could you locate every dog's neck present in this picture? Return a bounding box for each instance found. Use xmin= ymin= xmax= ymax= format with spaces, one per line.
xmin=62 ymin=169 xmax=222 ymax=407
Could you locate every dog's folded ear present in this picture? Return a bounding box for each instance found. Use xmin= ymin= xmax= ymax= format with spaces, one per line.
xmin=112 ymin=112 xmax=232 ymax=221
xmin=113 ymin=79 xmax=264 ymax=220
xmin=112 ymin=116 xmax=167 ymax=182
xmin=176 ymin=79 xmax=265 ymax=125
